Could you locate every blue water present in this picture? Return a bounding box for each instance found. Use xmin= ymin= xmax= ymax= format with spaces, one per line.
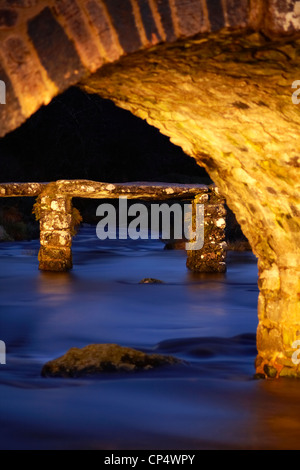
xmin=0 ymin=226 xmax=300 ymax=450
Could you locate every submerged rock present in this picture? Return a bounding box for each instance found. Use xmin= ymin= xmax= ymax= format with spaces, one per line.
xmin=139 ymin=278 xmax=164 ymax=284
xmin=41 ymin=343 xmax=182 ymax=378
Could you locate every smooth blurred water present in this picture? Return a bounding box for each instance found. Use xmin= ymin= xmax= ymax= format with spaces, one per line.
xmin=1 ymin=226 xmax=300 ymax=450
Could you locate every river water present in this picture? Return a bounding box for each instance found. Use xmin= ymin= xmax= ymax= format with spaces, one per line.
xmin=1 ymin=226 xmax=300 ymax=450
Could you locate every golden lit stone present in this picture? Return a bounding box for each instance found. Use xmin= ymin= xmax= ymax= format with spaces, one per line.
xmin=80 ymin=30 xmax=300 ymax=377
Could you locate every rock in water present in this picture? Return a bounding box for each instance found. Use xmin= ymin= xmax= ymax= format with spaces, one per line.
xmin=41 ymin=343 xmax=182 ymax=378
xmin=139 ymin=278 xmax=164 ymax=284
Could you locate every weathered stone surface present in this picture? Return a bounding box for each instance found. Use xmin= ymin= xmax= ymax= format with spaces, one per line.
xmin=80 ymin=31 xmax=300 ymax=377
xmin=0 ymin=0 xmax=299 ymax=138
xmin=173 ymin=0 xmax=208 ymax=36
xmin=279 ymin=367 xmax=300 ymax=379
xmin=54 ymin=0 xmax=103 ymax=72
xmin=103 ymin=0 xmax=142 ymax=53
xmin=1 ymin=34 xmax=53 ymax=117
xmin=83 ymin=0 xmax=122 ymax=61
xmin=41 ymin=343 xmax=182 ymax=377
xmin=224 ymin=0 xmax=249 ymax=28
xmin=38 ymin=246 xmax=73 ymax=271
xmin=153 ymin=0 xmax=176 ymax=42
xmin=0 ymin=182 xmax=46 ymax=197
xmin=186 ymin=196 xmax=227 ymax=273
xmin=54 ymin=180 xmax=209 ymax=200
xmin=136 ymin=0 xmax=162 ymax=43
xmin=263 ymin=364 xmax=278 ymax=379
xmin=0 ymin=181 xmax=209 ymax=199
xmin=27 ymin=7 xmax=85 ymax=89
xmin=40 ymin=230 xmax=72 ymax=248
xmin=265 ymin=0 xmax=300 ymax=34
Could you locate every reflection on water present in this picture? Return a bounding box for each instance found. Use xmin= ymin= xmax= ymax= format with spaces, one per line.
xmin=37 ymin=272 xmax=75 ymax=297
xmin=1 ymin=226 xmax=300 ymax=450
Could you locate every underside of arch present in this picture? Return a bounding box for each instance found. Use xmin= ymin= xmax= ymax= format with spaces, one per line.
xmin=79 ymin=30 xmax=300 ymax=378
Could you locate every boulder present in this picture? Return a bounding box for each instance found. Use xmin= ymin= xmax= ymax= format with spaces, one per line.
xmin=42 ymin=343 xmax=182 ymax=378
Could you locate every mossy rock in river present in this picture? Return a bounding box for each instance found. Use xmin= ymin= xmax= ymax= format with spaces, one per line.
xmin=41 ymin=344 xmax=182 ymax=378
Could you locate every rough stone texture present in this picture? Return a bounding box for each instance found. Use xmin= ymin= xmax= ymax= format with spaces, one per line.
xmin=27 ymin=7 xmax=86 ymax=90
xmin=186 ymin=189 xmax=227 ymax=273
xmin=265 ymin=0 xmax=300 ymax=34
xmin=0 ymin=182 xmax=46 ymax=197
xmin=1 ymin=0 xmax=299 ymax=138
xmin=53 ymin=0 xmax=104 ymax=72
xmin=0 ymin=180 xmax=209 ymax=198
xmin=41 ymin=343 xmax=182 ymax=377
xmin=80 ymin=31 xmax=300 ymax=378
xmin=83 ymin=0 xmax=122 ymax=61
xmin=33 ymin=184 xmax=75 ymax=272
xmin=53 ymin=180 xmax=209 ymax=199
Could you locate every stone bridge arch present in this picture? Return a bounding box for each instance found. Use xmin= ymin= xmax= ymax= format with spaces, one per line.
xmin=1 ymin=0 xmax=300 ymax=378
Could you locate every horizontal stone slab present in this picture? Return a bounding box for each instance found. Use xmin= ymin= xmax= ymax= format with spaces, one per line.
xmin=0 ymin=180 xmax=215 ymax=200
xmin=54 ymin=180 xmax=211 ymax=200
xmin=0 ymin=182 xmax=47 ymax=197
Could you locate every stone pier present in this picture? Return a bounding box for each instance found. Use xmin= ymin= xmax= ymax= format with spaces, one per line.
xmin=37 ymin=191 xmax=74 ymax=272
xmin=186 ymin=187 xmax=227 ymax=274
